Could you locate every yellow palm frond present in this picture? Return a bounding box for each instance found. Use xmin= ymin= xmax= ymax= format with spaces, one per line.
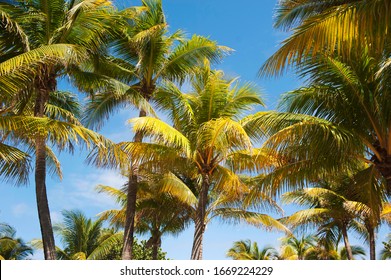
xmin=121 ymin=142 xmax=181 ymax=167
xmin=212 ymin=166 xmax=249 ymax=199
xmin=284 ymin=208 xmax=330 ymax=227
xmin=226 ymin=148 xmax=282 ymax=173
xmin=211 ymin=208 xmax=291 ymax=234
xmin=129 ymin=117 xmax=190 ymax=156
xmin=197 ymin=118 xmax=252 ymax=158
xmin=0 ymin=44 xmax=85 ymax=76
xmin=159 ymin=172 xmax=198 ymax=207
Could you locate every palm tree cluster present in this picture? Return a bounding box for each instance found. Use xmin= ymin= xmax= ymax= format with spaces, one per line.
xmin=228 ymin=235 xmax=366 ymax=260
xmin=0 ymin=0 xmax=390 ymax=260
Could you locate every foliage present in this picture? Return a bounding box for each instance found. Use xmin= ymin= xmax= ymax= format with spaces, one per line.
xmin=261 ymin=0 xmax=391 ymax=76
xmin=227 ymin=239 xmax=279 ymax=260
xmin=380 ymin=234 xmax=391 ymax=260
xmin=0 ymin=223 xmax=33 ymax=260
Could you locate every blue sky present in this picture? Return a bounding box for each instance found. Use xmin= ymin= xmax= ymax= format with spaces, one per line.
xmin=0 ymin=0 xmax=388 ymax=260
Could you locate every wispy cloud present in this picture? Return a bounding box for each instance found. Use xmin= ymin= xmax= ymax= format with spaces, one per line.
xmin=49 ymin=169 xmax=125 ymax=213
xmin=12 ymin=203 xmax=30 ymax=218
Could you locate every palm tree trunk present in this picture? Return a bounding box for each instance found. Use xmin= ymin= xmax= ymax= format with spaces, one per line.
xmin=122 ymin=109 xmax=146 ymax=260
xmin=122 ymin=173 xmax=137 ymax=260
xmin=152 ymin=240 xmax=159 ymax=260
xmin=369 ymin=227 xmax=376 ymax=260
xmin=341 ymin=225 xmax=353 ymax=260
xmin=191 ymin=173 xmax=209 ymax=260
xmin=151 ymin=235 xmax=161 ymax=260
xmin=34 ymin=82 xmax=56 ymax=260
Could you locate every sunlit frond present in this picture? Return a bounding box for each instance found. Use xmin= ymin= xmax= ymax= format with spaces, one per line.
xmin=161 ymin=35 xmax=231 ymax=83
xmin=197 ymin=118 xmax=252 ymax=156
xmin=262 ymin=0 xmax=391 ymax=76
xmin=159 ymin=172 xmax=198 ymax=206
xmin=129 ymin=117 xmax=190 ymax=155
xmin=212 ymin=208 xmax=291 ymax=234
xmin=0 ymin=44 xmax=84 ymax=75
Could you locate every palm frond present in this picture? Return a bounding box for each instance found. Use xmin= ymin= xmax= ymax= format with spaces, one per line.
xmin=129 ymin=117 xmax=190 ymax=155
xmin=212 ymin=208 xmax=291 ymax=234
xmin=0 ymin=44 xmax=85 ymax=75
xmin=87 ymin=232 xmax=123 ymax=260
xmin=159 ymin=172 xmax=198 ymax=207
xmin=0 ymin=142 xmax=30 ymax=184
xmin=161 ymin=35 xmax=231 ymax=83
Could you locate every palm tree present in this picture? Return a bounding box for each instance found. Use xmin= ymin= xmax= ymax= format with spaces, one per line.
xmin=96 ymin=179 xmax=192 ymax=260
xmin=227 ymin=240 xmax=279 ymax=260
xmin=248 ymin=47 xmax=391 ymax=208
xmin=282 ymin=166 xmax=390 ymax=260
xmin=261 ymin=0 xmax=391 ymax=76
xmin=304 ymin=239 xmax=366 ymax=260
xmin=303 ymin=225 xmax=366 ymax=260
xmin=280 ymin=234 xmax=316 ymax=260
xmin=0 ymin=0 xmax=118 ymax=259
xmin=0 ymin=223 xmax=33 ymax=260
xmin=118 ymin=65 xmax=290 ymax=259
xmin=282 ymin=178 xmax=362 ymax=260
xmin=49 ymin=210 xmax=122 ymax=260
xmin=83 ymin=0 xmax=229 ymax=260
xmin=0 ymin=88 xmax=111 ymax=261
xmin=342 ymin=167 xmax=391 ymax=260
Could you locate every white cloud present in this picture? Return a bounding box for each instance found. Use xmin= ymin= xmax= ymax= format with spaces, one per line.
xmin=49 ymin=169 xmax=125 ymax=213
xmin=12 ymin=203 xmax=30 ymax=218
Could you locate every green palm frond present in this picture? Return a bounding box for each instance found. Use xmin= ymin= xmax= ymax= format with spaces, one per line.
xmin=87 ymin=140 xmax=129 ymax=170
xmin=0 ymin=115 xmax=114 ymax=158
xmin=223 ymin=82 xmax=265 ymax=116
xmin=44 ymin=103 xmax=82 ymax=126
xmin=161 ymin=35 xmax=231 ymax=83
xmin=227 ymin=239 xmax=279 ymax=260
xmin=87 ymin=232 xmax=123 ymax=260
xmin=53 ymin=0 xmax=117 ymax=50
xmin=380 ymin=234 xmax=391 ymax=260
xmin=153 ymin=81 xmax=196 ymax=129
xmin=30 ymin=239 xmax=69 ymax=260
xmin=0 ymin=142 xmax=30 ymax=184
xmin=0 ymin=7 xmax=30 ymax=52
xmin=0 ymin=224 xmax=33 ymax=260
xmin=83 ymin=84 xmax=155 ymax=129
xmin=47 ymin=91 xmax=81 ymax=121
